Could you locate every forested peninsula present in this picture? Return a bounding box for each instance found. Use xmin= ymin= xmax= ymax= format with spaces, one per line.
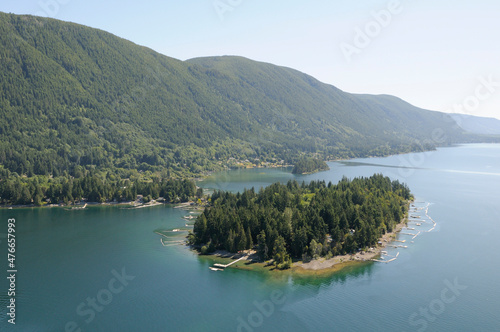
xmin=291 ymin=158 xmax=330 ymax=174
xmin=190 ymin=174 xmax=412 ymax=270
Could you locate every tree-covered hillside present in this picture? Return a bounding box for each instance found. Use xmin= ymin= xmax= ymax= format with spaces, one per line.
xmin=190 ymin=174 xmax=412 ymax=269
xmin=450 ymin=114 xmax=500 ymax=135
xmin=291 ymin=158 xmax=329 ymax=174
xmin=0 ymin=12 xmax=488 ymax=184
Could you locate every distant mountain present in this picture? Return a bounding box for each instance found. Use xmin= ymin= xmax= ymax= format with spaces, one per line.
xmin=187 ymin=56 xmax=471 ymax=151
xmin=0 ymin=12 xmax=490 ymax=178
xmin=449 ymin=114 xmax=500 ymax=135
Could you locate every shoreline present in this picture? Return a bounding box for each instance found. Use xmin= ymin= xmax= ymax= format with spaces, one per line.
xmin=0 ymin=201 xmax=132 ymax=209
xmin=295 ymin=213 xmax=409 ymax=272
xmin=0 ymin=146 xmax=440 ymax=210
xmin=198 ymin=200 xmax=411 ymax=276
xmin=197 ymin=249 xmax=371 ymax=278
xmin=0 ymin=200 xmax=194 ymax=210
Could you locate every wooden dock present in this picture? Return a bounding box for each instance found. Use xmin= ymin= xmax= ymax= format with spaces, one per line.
xmin=160 ymin=238 xmax=185 ymax=247
xmin=70 ymin=203 xmax=87 ymax=210
xmin=389 ymin=244 xmax=408 ymax=248
xmin=212 ymin=255 xmax=247 ymax=269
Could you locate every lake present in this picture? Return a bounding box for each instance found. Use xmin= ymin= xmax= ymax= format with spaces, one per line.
xmin=1 ymin=144 xmax=499 ymax=331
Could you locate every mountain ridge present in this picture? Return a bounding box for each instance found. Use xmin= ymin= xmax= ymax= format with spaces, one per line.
xmin=0 ymin=12 xmax=495 ymax=180
xmin=450 ymin=113 xmax=500 ymax=135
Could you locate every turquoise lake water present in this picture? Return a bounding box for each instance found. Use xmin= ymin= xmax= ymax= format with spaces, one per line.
xmin=1 ymin=144 xmax=499 ymax=331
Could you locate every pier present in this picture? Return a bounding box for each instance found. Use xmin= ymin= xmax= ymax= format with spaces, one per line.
xmin=160 ymin=238 xmax=185 ymax=247
xmin=212 ymin=255 xmax=247 ymax=269
xmin=389 ymin=244 xmax=407 ymax=248
xmin=373 ymin=251 xmax=400 ymax=263
xmin=71 ymin=203 xmax=87 ymax=210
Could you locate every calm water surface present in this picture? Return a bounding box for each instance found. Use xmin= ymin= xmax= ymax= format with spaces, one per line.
xmin=1 ymin=144 xmax=499 ymax=331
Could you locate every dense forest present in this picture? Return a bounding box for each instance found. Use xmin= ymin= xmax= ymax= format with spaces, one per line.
xmin=0 ymin=166 xmax=198 ymax=206
xmin=1 ymin=13 xmax=497 ymax=208
xmin=292 ymin=158 xmax=330 ymax=174
xmin=0 ymin=13 xmax=489 ymax=186
xmin=190 ymin=174 xmax=412 ymax=269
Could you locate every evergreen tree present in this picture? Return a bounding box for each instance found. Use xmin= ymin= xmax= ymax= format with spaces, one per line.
xmin=257 ymin=231 xmax=268 ymax=261
xmin=192 ymin=174 xmax=413 ymax=269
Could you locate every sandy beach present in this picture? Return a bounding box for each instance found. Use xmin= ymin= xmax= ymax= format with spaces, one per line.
xmin=198 ymin=201 xmax=412 ymax=276
xmin=296 ymin=219 xmax=407 ymax=271
xmin=130 ymin=201 xmax=164 ymax=209
xmin=201 ymin=218 xmax=406 ymax=276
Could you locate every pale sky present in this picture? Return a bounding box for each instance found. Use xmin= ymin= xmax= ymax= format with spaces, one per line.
xmin=2 ymin=0 xmax=500 ymax=119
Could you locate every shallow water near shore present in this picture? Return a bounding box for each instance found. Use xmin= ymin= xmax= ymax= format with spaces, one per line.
xmin=1 ymin=144 xmax=499 ymax=331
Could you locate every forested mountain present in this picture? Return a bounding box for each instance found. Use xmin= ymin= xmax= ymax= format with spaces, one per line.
xmin=0 ymin=12 xmax=490 ymax=182
xmin=187 ymin=56 xmax=471 ymax=154
xmin=450 ymin=114 xmax=500 ymax=135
